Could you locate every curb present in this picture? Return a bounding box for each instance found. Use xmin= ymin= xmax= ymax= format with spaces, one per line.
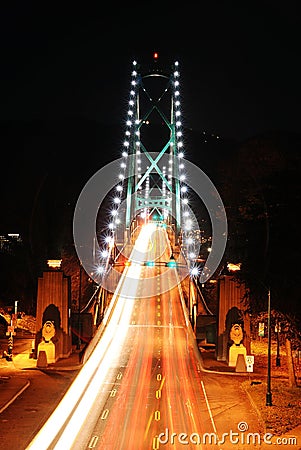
xmin=196 ymin=345 xmax=263 ymax=377
xmin=0 ymin=379 xmax=30 ymax=414
xmin=39 ymin=364 xmax=82 ymax=371
xmin=240 ymin=381 xmax=266 ymax=432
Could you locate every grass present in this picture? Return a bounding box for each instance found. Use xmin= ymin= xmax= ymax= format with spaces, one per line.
xmin=242 ymin=379 xmax=301 ymax=435
xmin=241 ymin=338 xmax=301 ymax=435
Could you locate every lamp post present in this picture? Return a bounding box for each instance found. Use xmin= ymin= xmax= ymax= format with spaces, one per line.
xmin=266 ymin=288 xmax=272 ymax=406
xmin=76 ymin=264 xmax=82 ymax=350
xmin=187 ymin=273 xmax=192 ymax=321
xmin=275 ymin=321 xmax=281 ymax=367
xmin=189 ymin=267 xmax=199 ymax=331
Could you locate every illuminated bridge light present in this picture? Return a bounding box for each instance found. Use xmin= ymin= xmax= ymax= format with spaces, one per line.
xmin=190 ymin=267 xmax=200 ymax=277
xmin=145 ymin=261 xmax=155 ymax=267
xmin=166 ymin=260 xmax=177 ymax=268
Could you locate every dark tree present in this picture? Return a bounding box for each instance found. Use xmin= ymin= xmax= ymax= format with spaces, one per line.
xmin=218 ymin=132 xmax=301 ymax=322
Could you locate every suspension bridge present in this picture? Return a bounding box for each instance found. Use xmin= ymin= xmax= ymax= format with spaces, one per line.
xmin=28 ymin=54 xmax=230 ymax=450
xmin=74 ymin=53 xmax=222 ymax=330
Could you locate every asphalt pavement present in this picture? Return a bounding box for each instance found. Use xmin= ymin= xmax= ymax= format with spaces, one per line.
xmin=0 ymin=342 xmax=255 ymax=415
xmin=1 ymin=344 xmax=301 ymax=450
xmin=0 ymin=345 xmax=82 ymax=414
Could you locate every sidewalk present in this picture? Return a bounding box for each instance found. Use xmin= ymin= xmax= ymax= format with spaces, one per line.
xmin=0 ymin=346 xmax=83 ymax=414
xmin=199 ymin=346 xmax=294 ymax=378
xmin=199 ymin=347 xmax=301 ymax=449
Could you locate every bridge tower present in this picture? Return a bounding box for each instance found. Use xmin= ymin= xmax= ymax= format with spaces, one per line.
xmin=121 ymin=53 xmax=184 ymax=245
xmin=73 ymin=54 xmax=227 ymax=338
xmin=83 ymin=53 xmax=204 ymax=291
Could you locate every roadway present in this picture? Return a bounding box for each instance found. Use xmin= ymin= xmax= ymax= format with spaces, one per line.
xmin=70 ymin=228 xmax=214 ymax=450
xmin=26 ymin=223 xmax=262 ymax=450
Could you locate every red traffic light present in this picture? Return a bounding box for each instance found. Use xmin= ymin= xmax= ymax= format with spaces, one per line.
xmin=153 ymin=52 xmax=159 ymax=60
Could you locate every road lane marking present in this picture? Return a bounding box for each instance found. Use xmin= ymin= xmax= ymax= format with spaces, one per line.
xmin=201 ymin=380 xmax=218 ymax=434
xmin=88 ymin=435 xmax=99 ymax=448
xmin=152 ymin=436 xmax=159 ymax=449
xmin=110 ymin=388 xmax=117 ymax=397
xmin=101 ymin=409 xmax=109 ymax=420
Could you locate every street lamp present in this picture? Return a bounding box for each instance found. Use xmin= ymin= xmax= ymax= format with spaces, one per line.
xmin=76 ymin=264 xmax=82 ymax=350
xmin=275 ymin=320 xmax=281 ymax=367
xmin=189 ymin=267 xmax=199 ymax=331
xmin=266 ymin=288 xmax=272 ymax=406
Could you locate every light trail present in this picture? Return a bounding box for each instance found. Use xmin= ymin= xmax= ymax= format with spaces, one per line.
xmin=26 ymin=222 xmax=221 ymax=450
xmin=26 ymin=223 xmax=157 ymax=450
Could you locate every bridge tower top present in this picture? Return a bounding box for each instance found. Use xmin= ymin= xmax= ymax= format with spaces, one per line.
xmin=121 ymin=53 xmax=185 ymax=240
xmin=91 ymin=54 xmax=203 ymax=282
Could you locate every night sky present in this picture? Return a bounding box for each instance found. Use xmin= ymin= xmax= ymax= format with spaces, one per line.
xmin=0 ymin=1 xmax=301 ymax=134
xmin=0 ymin=2 xmax=300 ymax=235
xmin=1 ymin=3 xmax=301 ymax=136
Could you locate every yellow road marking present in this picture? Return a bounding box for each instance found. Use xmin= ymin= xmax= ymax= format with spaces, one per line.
xmin=88 ymin=435 xmax=99 ymax=448
xmin=152 ymin=436 xmax=159 ymax=449
xmin=101 ymin=409 xmax=109 ymax=420
xmin=154 ymin=410 xmax=161 ymax=421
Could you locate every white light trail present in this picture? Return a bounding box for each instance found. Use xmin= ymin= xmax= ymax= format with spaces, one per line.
xmin=26 ymin=223 xmax=156 ymax=450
